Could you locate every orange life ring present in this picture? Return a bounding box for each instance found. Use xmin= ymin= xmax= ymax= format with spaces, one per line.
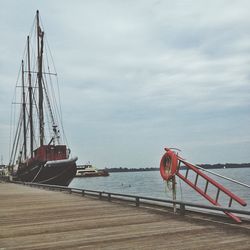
xmin=160 ymin=149 xmax=178 ymax=181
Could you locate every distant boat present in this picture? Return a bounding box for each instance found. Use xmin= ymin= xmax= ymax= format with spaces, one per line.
xmin=0 ymin=164 xmax=6 ymax=176
xmin=76 ymin=164 xmax=109 ymax=177
xmin=8 ymin=11 xmax=77 ymax=186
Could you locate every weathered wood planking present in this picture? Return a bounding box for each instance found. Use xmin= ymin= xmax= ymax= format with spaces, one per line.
xmin=0 ymin=182 xmax=249 ymax=249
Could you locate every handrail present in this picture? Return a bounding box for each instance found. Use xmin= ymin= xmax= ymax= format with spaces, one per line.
xmin=10 ymin=180 xmax=250 ymax=219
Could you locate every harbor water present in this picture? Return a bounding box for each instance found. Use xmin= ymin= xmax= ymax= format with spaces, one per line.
xmin=69 ymin=168 xmax=250 ymax=212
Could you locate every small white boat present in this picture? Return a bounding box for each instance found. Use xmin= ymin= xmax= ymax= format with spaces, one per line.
xmin=76 ymin=164 xmax=109 ymax=177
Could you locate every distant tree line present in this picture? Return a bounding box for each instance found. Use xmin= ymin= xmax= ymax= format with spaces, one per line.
xmin=197 ymin=163 xmax=250 ymax=169
xmin=107 ymin=167 xmax=158 ymax=173
xmin=106 ymin=163 xmax=250 ymax=172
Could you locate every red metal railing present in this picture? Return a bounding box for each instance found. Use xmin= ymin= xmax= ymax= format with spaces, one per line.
xmin=160 ymin=148 xmax=247 ymax=223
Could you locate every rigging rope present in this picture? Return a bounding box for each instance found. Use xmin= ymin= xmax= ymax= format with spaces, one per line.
xmin=184 ymin=161 xmax=250 ymax=189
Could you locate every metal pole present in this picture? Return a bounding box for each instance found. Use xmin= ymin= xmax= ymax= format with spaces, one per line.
xmin=172 ymin=175 xmax=177 ymax=214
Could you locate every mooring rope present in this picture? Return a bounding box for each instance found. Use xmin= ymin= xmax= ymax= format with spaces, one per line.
xmin=31 ymin=165 xmax=43 ymax=182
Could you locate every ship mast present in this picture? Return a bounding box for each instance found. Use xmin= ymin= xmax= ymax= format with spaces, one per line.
xmin=21 ymin=60 xmax=27 ymax=159
xmin=36 ymin=10 xmax=45 ymax=146
xmin=27 ymin=36 xmax=33 ymax=157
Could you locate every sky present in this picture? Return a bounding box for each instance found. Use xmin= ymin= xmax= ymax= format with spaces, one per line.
xmin=0 ymin=0 xmax=250 ymax=168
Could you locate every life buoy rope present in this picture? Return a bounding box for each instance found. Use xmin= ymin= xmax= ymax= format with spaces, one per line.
xmin=160 ymin=148 xmax=179 ymax=181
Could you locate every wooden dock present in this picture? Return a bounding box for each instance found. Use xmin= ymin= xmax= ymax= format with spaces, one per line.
xmin=0 ymin=182 xmax=250 ymax=249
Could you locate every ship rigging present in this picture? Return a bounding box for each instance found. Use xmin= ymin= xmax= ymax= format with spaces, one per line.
xmin=9 ymin=10 xmax=77 ymax=186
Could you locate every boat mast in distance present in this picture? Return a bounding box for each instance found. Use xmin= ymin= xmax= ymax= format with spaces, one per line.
xmin=27 ymin=35 xmax=33 ymax=157
xmin=36 ymin=10 xmax=45 ymax=147
xmin=21 ymin=60 xmax=27 ymax=159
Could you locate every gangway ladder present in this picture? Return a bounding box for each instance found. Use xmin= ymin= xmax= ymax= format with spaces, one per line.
xmin=160 ymin=148 xmax=247 ymax=223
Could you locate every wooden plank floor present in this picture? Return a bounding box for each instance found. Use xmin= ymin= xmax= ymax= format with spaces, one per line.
xmin=0 ymin=182 xmax=250 ymax=249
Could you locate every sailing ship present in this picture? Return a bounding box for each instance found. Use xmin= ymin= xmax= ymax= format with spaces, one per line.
xmin=8 ymin=10 xmax=77 ymax=186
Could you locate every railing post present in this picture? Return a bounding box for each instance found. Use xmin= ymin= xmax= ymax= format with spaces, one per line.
xmin=136 ymin=197 xmax=140 ymax=207
xmin=108 ymin=193 xmax=111 ymax=201
xmin=99 ymin=192 xmax=102 ymax=199
xmin=68 ymin=188 xmax=72 ymax=194
xmin=82 ymin=190 xmax=85 ymax=196
xmin=180 ymin=203 xmax=185 ymax=216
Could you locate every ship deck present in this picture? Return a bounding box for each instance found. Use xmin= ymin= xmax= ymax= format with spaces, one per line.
xmin=0 ymin=181 xmax=250 ymax=249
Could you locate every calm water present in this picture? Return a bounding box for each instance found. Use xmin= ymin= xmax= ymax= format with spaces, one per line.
xmin=69 ymin=168 xmax=250 ymax=212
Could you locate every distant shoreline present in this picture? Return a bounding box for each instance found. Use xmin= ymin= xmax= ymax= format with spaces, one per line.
xmin=106 ymin=163 xmax=250 ymax=173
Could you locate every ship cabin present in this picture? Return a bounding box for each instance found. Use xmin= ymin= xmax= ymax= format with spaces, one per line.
xmin=33 ymin=145 xmax=68 ymax=162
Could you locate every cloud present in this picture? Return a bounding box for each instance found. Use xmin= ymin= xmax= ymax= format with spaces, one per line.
xmin=0 ymin=0 xmax=250 ymax=166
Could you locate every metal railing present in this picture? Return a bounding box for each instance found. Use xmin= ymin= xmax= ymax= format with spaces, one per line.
xmin=11 ymin=180 xmax=250 ymax=220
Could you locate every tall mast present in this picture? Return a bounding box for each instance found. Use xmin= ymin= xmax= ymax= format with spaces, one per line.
xmin=21 ymin=60 xmax=27 ymax=159
xmin=27 ymin=36 xmax=33 ymax=157
xmin=36 ymin=10 xmax=44 ymax=146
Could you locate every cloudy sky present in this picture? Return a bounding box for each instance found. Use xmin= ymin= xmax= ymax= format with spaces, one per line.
xmin=0 ymin=0 xmax=249 ymax=168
